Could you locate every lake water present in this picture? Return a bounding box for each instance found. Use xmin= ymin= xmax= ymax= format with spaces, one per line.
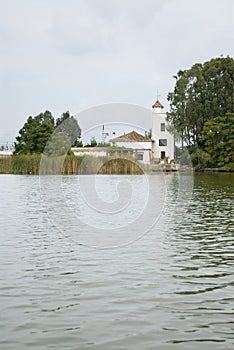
xmin=0 ymin=173 xmax=233 ymax=349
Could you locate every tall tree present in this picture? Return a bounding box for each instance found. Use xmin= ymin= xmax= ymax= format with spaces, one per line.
xmin=167 ymin=56 xmax=234 ymax=146
xmin=14 ymin=111 xmax=55 ymax=154
xmin=14 ymin=110 xmax=81 ymax=154
xmin=44 ymin=132 xmax=71 ymax=157
xmin=201 ymin=113 xmax=234 ymax=168
xmin=55 ymin=111 xmax=81 ymax=146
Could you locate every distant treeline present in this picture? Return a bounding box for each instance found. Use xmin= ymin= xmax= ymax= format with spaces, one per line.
xmin=0 ymin=154 xmax=143 ymax=175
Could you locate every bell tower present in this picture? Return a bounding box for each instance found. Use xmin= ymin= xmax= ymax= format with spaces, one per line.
xmin=151 ymin=99 xmax=174 ymax=161
xmin=152 ymin=100 xmax=164 ymax=113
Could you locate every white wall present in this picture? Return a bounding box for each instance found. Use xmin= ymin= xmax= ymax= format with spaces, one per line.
xmin=72 ymin=146 xmax=151 ymax=164
xmin=151 ymin=108 xmax=174 ymax=160
xmin=71 ymin=148 xmax=107 ymax=157
xmin=0 ymin=150 xmax=13 ymax=157
xmin=134 ymin=149 xmax=151 ymax=164
xmin=112 ymin=141 xmax=152 ymax=164
xmin=113 ymin=141 xmax=152 ymax=150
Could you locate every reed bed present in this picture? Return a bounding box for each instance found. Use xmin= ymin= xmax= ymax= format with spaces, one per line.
xmin=0 ymin=154 xmax=143 ymax=175
xmin=0 ymin=157 xmax=12 ymax=174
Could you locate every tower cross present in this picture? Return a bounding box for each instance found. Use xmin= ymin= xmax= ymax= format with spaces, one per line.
xmin=156 ymin=90 xmax=161 ymax=101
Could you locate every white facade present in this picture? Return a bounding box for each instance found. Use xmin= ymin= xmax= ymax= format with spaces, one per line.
xmin=0 ymin=150 xmax=13 ymax=157
xmin=112 ymin=141 xmax=152 ymax=150
xmin=134 ymin=149 xmax=151 ymax=164
xmin=72 ymin=144 xmax=152 ymax=165
xmin=151 ymin=101 xmax=174 ymax=161
xmin=110 ymin=131 xmax=152 ymax=165
xmin=112 ymin=141 xmax=152 ymax=165
xmin=71 ymin=147 xmax=108 ymax=157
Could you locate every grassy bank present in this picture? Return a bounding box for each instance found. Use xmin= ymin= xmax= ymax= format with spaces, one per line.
xmin=0 ymin=154 xmax=144 ymax=175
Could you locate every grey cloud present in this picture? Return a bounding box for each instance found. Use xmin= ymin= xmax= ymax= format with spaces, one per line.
xmin=86 ymin=0 xmax=167 ymax=27
xmin=49 ymin=15 xmax=108 ymax=55
xmin=47 ymin=0 xmax=169 ymax=56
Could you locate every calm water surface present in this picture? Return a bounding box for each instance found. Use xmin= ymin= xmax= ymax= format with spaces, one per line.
xmin=0 ymin=174 xmax=233 ymax=349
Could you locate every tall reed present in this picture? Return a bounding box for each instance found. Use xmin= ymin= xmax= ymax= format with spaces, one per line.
xmin=0 ymin=157 xmax=12 ymax=174
xmin=0 ymin=154 xmax=144 ymax=175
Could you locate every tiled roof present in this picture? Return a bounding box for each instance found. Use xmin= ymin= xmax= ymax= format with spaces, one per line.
xmin=152 ymin=100 xmax=164 ymax=109
xmin=110 ymin=131 xmax=151 ymax=142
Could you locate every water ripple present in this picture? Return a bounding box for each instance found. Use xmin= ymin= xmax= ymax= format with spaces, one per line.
xmin=0 ymin=174 xmax=233 ymax=349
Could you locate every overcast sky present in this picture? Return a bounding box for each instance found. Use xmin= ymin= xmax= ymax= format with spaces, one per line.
xmin=0 ymin=0 xmax=234 ymax=144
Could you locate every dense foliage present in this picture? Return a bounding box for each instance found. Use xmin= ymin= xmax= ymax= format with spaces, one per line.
xmin=201 ymin=113 xmax=234 ymax=169
xmin=14 ymin=111 xmax=81 ymax=154
xmin=167 ymin=56 xmax=234 ymax=170
xmin=167 ymin=56 xmax=234 ymax=146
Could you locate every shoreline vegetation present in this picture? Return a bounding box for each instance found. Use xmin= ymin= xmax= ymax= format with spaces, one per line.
xmin=0 ymin=154 xmax=233 ymax=175
xmin=0 ymin=154 xmax=144 ymax=175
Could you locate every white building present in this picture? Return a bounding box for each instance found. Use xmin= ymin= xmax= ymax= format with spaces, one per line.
xmin=71 ymin=99 xmax=175 ymax=166
xmin=151 ymin=100 xmax=174 ymax=162
xmin=110 ymin=130 xmax=152 ymax=164
xmin=109 ymin=100 xmax=175 ymax=164
xmin=72 ymin=147 xmax=108 ymax=157
xmin=0 ymin=150 xmax=13 ymax=157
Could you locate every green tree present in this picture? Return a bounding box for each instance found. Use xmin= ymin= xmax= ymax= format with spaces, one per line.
xmin=167 ymin=56 xmax=234 ymax=146
xmin=14 ymin=110 xmax=81 ymax=154
xmin=14 ymin=111 xmax=55 ymax=154
xmin=55 ymin=111 xmax=81 ymax=146
xmin=85 ymin=137 xmax=97 ymax=147
xmin=44 ymin=132 xmax=71 ymax=157
xmin=201 ymin=113 xmax=234 ymax=168
xmin=75 ymin=140 xmax=83 ymax=147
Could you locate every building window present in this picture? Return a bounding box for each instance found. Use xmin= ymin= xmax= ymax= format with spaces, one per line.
xmin=136 ymin=153 xmax=143 ymax=160
xmin=161 ymin=151 xmax=166 ymax=159
xmin=159 ymin=139 xmax=167 ymax=146
xmin=161 ymin=123 xmax=165 ymax=131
